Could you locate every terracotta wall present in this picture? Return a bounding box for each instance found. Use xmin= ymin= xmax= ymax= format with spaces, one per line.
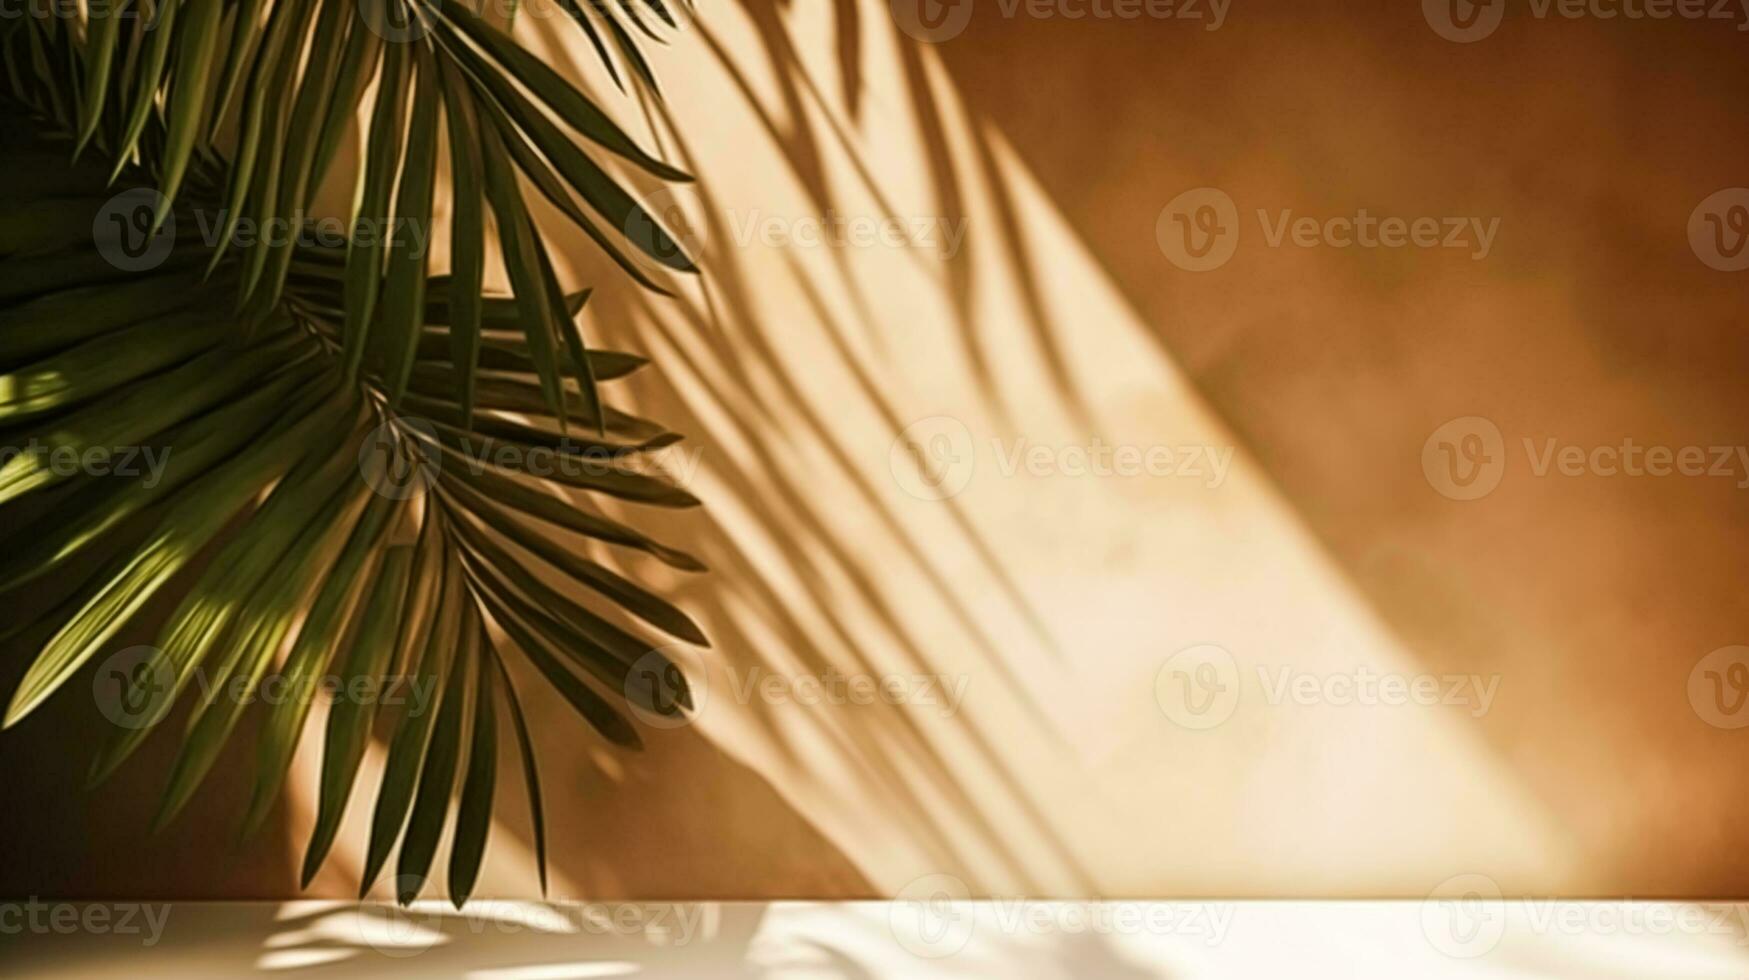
xmin=4 ymin=0 xmax=1748 ymax=899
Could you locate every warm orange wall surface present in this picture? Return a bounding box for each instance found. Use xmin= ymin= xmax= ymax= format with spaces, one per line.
xmin=4 ymin=0 xmax=1748 ymax=899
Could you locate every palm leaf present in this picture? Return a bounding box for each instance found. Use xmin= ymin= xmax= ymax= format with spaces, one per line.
xmin=0 ymin=2 xmax=709 ymax=904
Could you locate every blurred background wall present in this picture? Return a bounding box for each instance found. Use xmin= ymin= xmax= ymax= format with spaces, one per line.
xmin=4 ymin=0 xmax=1749 ymax=900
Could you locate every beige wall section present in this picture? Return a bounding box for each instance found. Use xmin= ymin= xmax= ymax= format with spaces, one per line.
xmin=5 ymin=0 xmax=1748 ymax=899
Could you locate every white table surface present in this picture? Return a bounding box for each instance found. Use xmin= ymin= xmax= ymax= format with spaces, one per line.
xmin=3 ymin=899 xmax=1748 ymax=978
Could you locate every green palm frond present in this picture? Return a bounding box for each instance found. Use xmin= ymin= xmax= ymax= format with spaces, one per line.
xmin=0 ymin=0 xmax=706 ymax=906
